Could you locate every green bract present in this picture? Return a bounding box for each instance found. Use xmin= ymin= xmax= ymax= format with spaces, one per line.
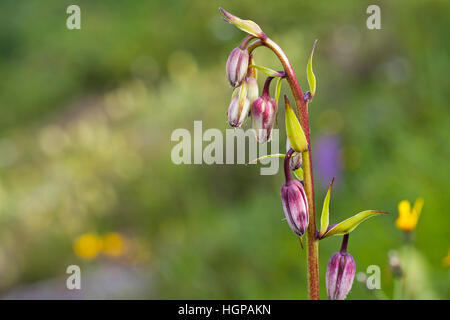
xmin=321 ymin=210 xmax=388 ymax=239
xmin=275 ymin=77 xmax=283 ymax=105
xmin=284 ymin=96 xmax=308 ymax=153
xmin=319 ymin=178 xmax=334 ymax=237
xmin=249 ymin=65 xmax=284 ymax=78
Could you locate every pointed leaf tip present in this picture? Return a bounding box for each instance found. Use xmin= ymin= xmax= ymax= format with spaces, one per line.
xmin=306 ymin=40 xmax=317 ymax=98
xmin=219 ymin=8 xmax=265 ymax=39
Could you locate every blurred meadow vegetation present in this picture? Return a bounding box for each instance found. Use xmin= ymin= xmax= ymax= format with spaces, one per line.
xmin=0 ymin=0 xmax=448 ymax=299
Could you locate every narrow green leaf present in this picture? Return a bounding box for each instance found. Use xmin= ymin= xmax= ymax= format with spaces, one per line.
xmin=284 ymin=95 xmax=308 ymax=153
xmin=249 ymin=65 xmax=284 ymax=78
xmin=275 ymin=77 xmax=282 ymax=105
xmin=319 ymin=178 xmax=334 ymax=237
xmin=306 ymin=40 xmax=317 ymax=97
xmin=248 ymin=153 xmax=285 ymax=165
xmin=321 ymin=210 xmax=389 ymax=239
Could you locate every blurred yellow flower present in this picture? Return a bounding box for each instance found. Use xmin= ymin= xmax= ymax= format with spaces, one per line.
xmin=395 ymin=198 xmax=424 ymax=232
xmin=73 ymin=233 xmax=103 ymax=260
xmin=102 ymin=232 xmax=126 ymax=257
xmin=443 ymin=250 xmax=450 ymax=267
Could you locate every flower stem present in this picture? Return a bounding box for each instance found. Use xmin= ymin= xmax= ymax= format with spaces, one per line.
xmin=252 ymin=37 xmax=319 ymax=299
xmin=284 ymin=148 xmax=295 ymax=182
xmin=302 ymin=150 xmax=319 ymax=300
xmin=340 ymin=234 xmax=349 ymax=254
xmin=239 ymin=35 xmax=255 ymax=50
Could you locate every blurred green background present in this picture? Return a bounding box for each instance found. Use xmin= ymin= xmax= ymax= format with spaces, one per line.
xmin=0 ymin=0 xmax=448 ymax=299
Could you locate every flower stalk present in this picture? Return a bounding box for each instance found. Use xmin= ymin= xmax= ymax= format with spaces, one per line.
xmin=220 ymin=8 xmax=387 ymax=300
xmin=253 ymin=37 xmax=320 ymax=300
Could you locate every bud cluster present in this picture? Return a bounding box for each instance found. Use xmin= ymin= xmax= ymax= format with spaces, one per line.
xmin=225 ymin=43 xmax=278 ymax=143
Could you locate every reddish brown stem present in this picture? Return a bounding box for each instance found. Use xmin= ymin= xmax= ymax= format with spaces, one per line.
xmin=250 ymin=37 xmax=319 ymax=300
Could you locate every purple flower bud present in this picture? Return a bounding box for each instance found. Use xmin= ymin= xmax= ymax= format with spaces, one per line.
xmin=326 ymin=252 xmax=356 ymax=300
xmin=280 ymin=179 xmax=309 ymax=236
xmin=226 ymin=47 xmax=249 ymax=87
xmin=228 ymin=94 xmax=250 ymax=128
xmin=251 ymin=95 xmax=277 ymax=143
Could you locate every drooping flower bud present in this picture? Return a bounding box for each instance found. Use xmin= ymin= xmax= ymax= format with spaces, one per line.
xmin=326 ymin=235 xmax=356 ymax=300
xmin=280 ymin=179 xmax=309 ymax=237
xmin=226 ymin=47 xmax=249 ymax=88
xmin=228 ymin=83 xmax=250 ymax=128
xmin=251 ymin=77 xmax=277 ymax=143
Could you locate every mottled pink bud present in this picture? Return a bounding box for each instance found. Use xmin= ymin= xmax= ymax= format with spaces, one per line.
xmin=326 ymin=252 xmax=356 ymax=300
xmin=228 ymin=94 xmax=250 ymax=128
xmin=251 ymin=95 xmax=277 ymax=143
xmin=280 ymin=179 xmax=309 ymax=236
xmin=226 ymin=47 xmax=249 ymax=87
